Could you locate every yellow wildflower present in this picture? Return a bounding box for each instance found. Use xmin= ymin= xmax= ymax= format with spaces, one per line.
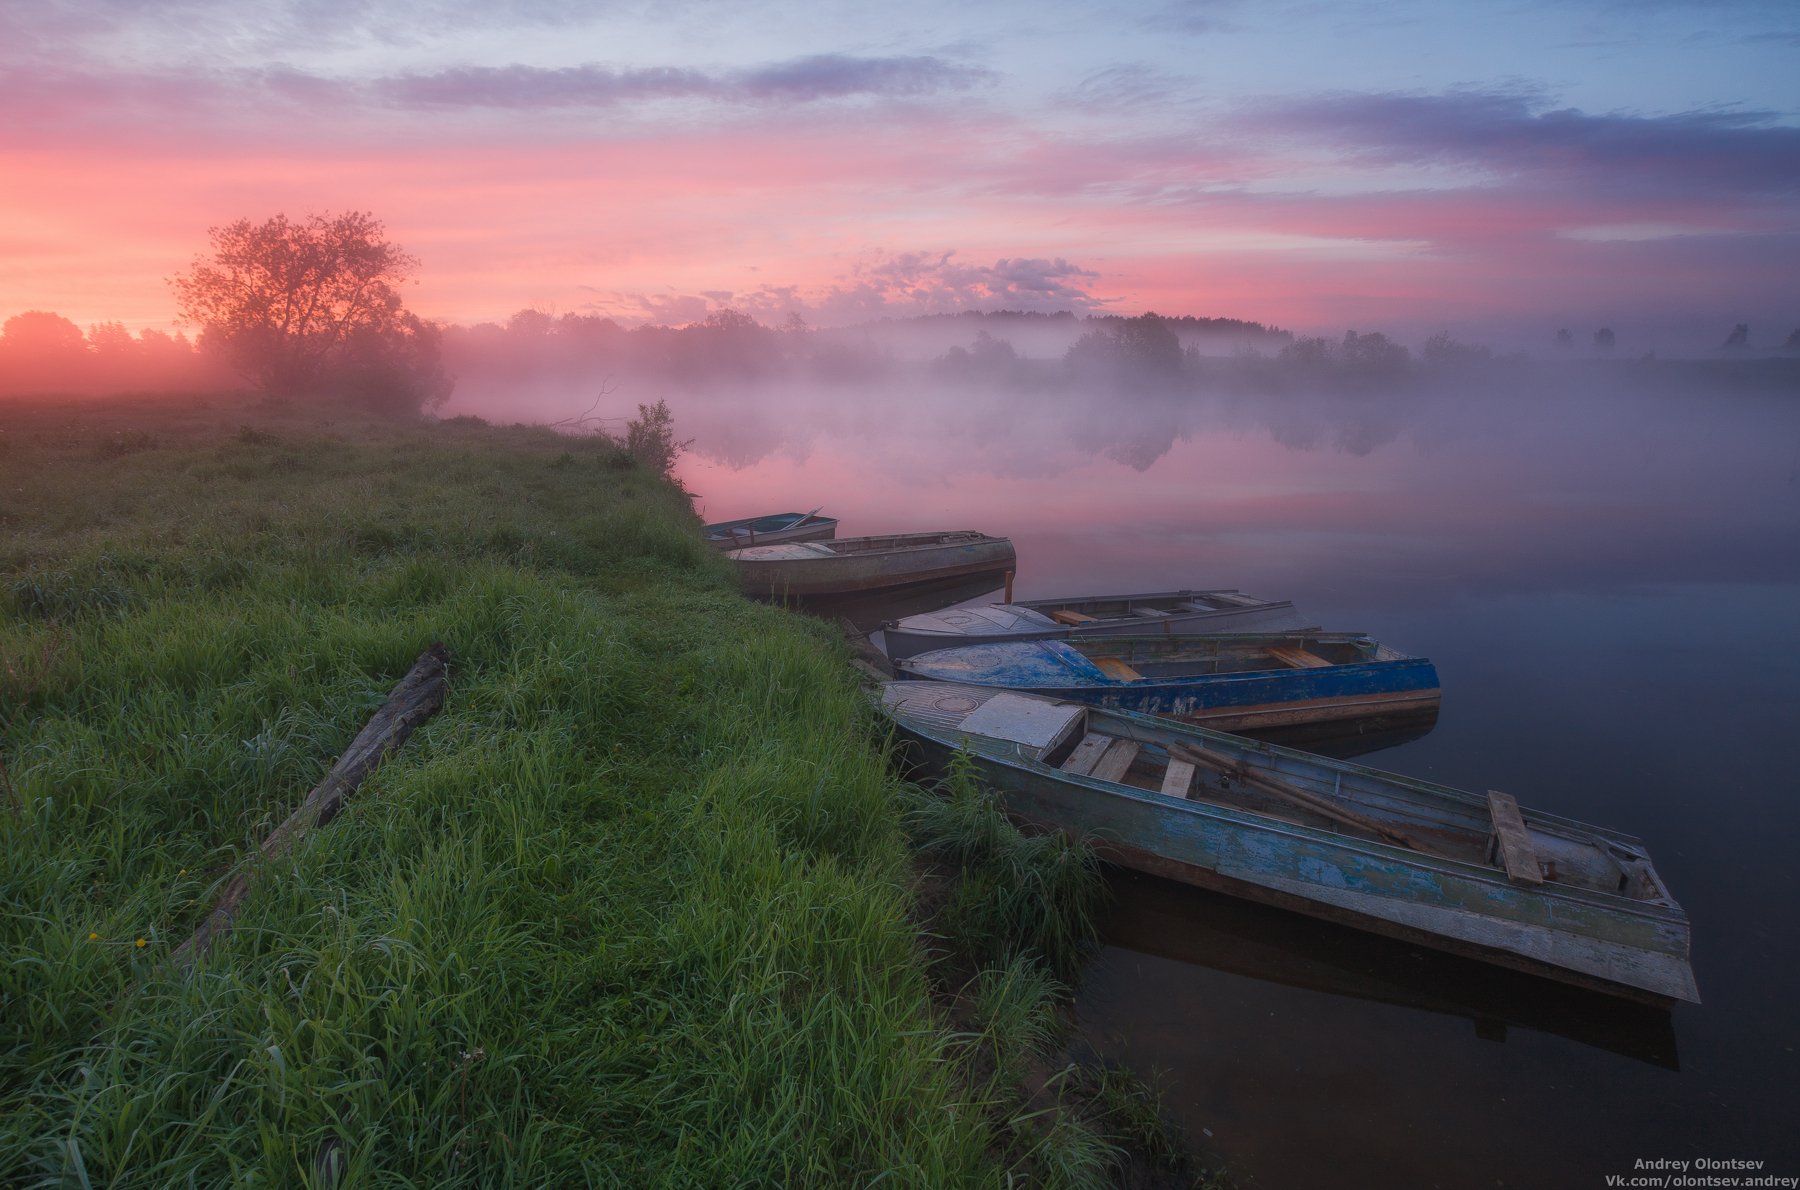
xmin=88 ymin=932 xmax=99 ymax=941
xmin=135 ymin=938 xmax=147 ymax=948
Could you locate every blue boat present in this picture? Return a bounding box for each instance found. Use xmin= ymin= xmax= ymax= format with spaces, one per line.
xmin=893 ymin=631 xmax=1440 ymax=738
xmin=880 ymin=682 xmax=1697 ymax=1004
xmin=703 ymin=510 xmax=837 ymax=549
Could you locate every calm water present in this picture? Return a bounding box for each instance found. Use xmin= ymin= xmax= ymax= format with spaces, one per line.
xmin=674 ymin=376 xmax=1800 ymax=1187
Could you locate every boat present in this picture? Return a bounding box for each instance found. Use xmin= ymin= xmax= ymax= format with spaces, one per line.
xmin=893 ymin=631 xmax=1439 ymax=737
xmin=731 ymin=531 xmax=1016 ymax=599
xmin=703 ymin=510 xmax=837 ymax=549
xmin=880 ymin=682 xmax=1698 ymax=1004
xmin=881 ymin=588 xmax=1314 ymax=660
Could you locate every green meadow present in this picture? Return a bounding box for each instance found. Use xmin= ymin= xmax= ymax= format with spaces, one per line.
xmin=2 ymin=396 xmax=1019 ymax=1186
xmin=0 ymin=395 xmax=1209 ymax=1188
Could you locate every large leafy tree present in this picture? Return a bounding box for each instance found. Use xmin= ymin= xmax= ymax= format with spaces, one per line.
xmin=171 ymin=211 xmax=450 ymax=410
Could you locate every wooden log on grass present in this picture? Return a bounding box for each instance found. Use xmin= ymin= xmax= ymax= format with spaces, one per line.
xmin=171 ymin=643 xmax=451 ymax=970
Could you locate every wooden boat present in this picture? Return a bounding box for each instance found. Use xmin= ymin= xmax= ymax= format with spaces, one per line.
xmin=893 ymin=631 xmax=1439 ymax=736
xmin=731 ymin=531 xmax=1016 ymax=599
xmin=703 ymin=510 xmax=837 ymax=549
xmin=882 ymin=588 xmax=1313 ymax=660
xmin=880 ymin=682 xmax=1698 ymax=1004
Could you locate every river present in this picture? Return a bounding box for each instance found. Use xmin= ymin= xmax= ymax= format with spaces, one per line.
xmin=673 ymin=366 xmax=1800 ymax=1187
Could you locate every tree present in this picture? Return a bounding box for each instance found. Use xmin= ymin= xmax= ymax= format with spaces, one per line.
xmin=624 ymin=399 xmax=692 ymax=479
xmin=1422 ymin=332 xmax=1493 ymax=370
xmin=1720 ymin=323 xmax=1749 ymax=350
xmin=2 ymin=310 xmax=86 ymax=358
xmin=171 ymin=211 xmax=450 ymax=411
xmin=1065 ymin=312 xmax=1184 ymax=387
xmin=0 ymin=311 xmax=88 ymax=392
xmin=1594 ymin=327 xmax=1615 ymax=352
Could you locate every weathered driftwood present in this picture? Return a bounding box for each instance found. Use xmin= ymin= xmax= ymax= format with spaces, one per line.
xmin=171 ymin=644 xmax=451 ymax=970
xmin=1168 ymin=740 xmax=1449 ymax=858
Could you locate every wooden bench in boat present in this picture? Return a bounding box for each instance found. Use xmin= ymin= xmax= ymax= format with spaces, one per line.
xmin=1061 ymin=732 xmax=1140 ymax=782
xmin=1050 ymin=609 xmax=1098 ymax=626
xmin=1267 ymin=645 xmax=1332 ymax=669
xmin=1092 ymin=656 xmax=1144 ymax=681
xmin=1161 ymin=758 xmax=1196 ymax=799
xmin=1486 ymin=789 xmax=1543 ymax=885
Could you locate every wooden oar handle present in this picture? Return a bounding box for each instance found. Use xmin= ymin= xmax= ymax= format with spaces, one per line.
xmin=1167 ymin=740 xmax=1446 ymax=857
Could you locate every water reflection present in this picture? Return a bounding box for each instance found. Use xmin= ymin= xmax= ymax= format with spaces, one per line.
xmin=1086 ymin=868 xmax=1680 ymax=1070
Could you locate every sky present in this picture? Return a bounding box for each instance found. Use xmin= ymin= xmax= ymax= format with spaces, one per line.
xmin=3 ymin=0 xmax=1797 ymax=349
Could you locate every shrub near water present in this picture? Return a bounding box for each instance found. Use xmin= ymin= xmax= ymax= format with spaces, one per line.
xmin=0 ymin=397 xmax=996 ymax=1185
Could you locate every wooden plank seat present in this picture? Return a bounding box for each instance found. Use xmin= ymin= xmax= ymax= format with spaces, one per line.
xmin=1060 ymin=732 xmax=1139 ymax=781
xmin=1091 ymin=738 xmax=1140 ymax=783
xmin=1050 ymin=609 xmax=1098 ymax=626
xmin=1486 ymin=789 xmax=1543 ymax=884
xmin=1160 ymin=758 xmax=1196 ymax=799
xmin=1092 ymin=656 xmax=1144 ymax=681
xmin=1267 ymin=645 xmax=1332 ymax=669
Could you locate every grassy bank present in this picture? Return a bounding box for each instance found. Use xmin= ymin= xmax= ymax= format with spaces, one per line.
xmin=2 ymin=395 xmax=1006 ymax=1185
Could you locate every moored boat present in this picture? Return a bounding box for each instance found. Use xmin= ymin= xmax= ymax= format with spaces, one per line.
xmin=881 ymin=588 xmax=1313 ymax=660
xmin=731 ymin=530 xmax=1016 ymax=598
xmin=893 ymin=630 xmax=1439 ymax=737
xmin=703 ymin=510 xmax=837 ymax=549
xmin=880 ymin=682 xmax=1698 ymax=1004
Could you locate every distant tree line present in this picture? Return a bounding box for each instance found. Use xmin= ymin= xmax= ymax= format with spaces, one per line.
xmin=0 ymin=311 xmax=230 ymax=396
xmin=7 ymin=204 xmax=1794 ymax=410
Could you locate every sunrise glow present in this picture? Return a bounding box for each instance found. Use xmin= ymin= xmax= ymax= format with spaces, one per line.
xmin=3 ymin=1 xmax=1796 ymax=351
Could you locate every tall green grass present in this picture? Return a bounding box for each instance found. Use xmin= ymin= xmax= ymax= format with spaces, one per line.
xmin=905 ymin=751 xmax=1104 ymax=982
xmin=1 ymin=396 xmax=1004 ymax=1185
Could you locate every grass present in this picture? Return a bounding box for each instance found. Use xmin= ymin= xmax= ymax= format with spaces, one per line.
xmin=905 ymin=751 xmax=1104 ymax=982
xmin=1 ymin=394 xmax=1007 ymax=1185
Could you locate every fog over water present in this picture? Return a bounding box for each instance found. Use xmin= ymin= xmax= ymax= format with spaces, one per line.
xmin=440 ymin=317 xmax=1800 ymax=1184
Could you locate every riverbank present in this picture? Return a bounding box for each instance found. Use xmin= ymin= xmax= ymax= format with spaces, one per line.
xmin=0 ymin=394 xmax=1222 ymax=1186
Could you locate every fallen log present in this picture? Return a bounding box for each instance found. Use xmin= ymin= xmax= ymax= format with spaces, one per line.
xmin=171 ymin=644 xmax=451 ymax=970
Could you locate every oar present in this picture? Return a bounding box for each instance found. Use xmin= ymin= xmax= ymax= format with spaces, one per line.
xmin=794 ymin=506 xmax=824 ymax=525
xmin=1167 ymin=741 xmax=1449 ymax=857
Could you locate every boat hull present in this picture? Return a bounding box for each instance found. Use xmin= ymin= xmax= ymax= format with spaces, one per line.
xmin=881 ymin=589 xmax=1313 ymax=661
xmin=897 ymin=635 xmax=1442 ymax=736
xmin=732 ymin=532 xmax=1016 ymax=598
xmin=882 ymin=685 xmax=1697 ymax=1005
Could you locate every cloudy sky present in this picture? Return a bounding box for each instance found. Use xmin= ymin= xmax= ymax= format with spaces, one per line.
xmin=4 ymin=0 xmax=1796 ymax=347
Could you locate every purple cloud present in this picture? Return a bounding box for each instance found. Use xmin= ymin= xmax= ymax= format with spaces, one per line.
xmin=586 ymin=252 xmax=1106 ymax=328
xmin=375 ymin=54 xmax=990 ymax=110
xmin=374 ymin=64 xmax=714 ymax=109
xmin=736 ymin=54 xmax=992 ymax=102
xmin=1245 ymin=89 xmax=1800 ymax=196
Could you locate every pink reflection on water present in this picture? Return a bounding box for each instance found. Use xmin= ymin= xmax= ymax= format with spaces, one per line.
xmin=683 ymin=426 xmax=1534 ymax=603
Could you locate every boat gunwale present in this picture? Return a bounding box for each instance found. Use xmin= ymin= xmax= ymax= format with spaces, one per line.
xmin=895 ymin=633 xmax=1431 ymax=688
xmin=729 ymin=530 xmax=1009 ymax=562
xmin=1011 ymin=589 xmax=1296 ymax=612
